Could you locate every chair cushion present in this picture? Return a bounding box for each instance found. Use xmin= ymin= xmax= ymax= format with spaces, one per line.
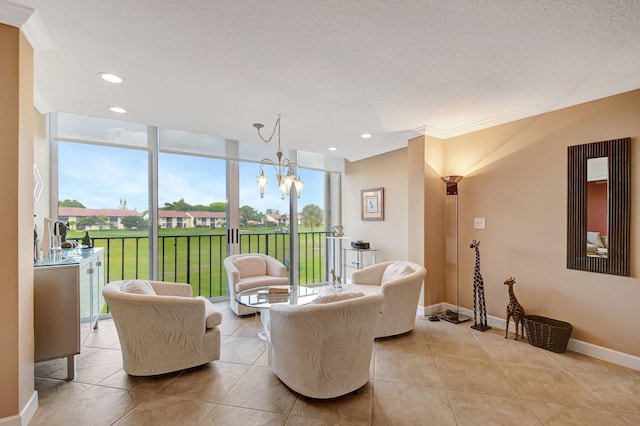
xmin=381 ymin=263 xmax=414 ymax=284
xmin=235 ymin=275 xmax=289 ymax=292
xmin=121 ymin=279 xmax=157 ymax=295
xmin=234 ymin=256 xmax=267 ymax=278
xmin=313 ymin=291 xmax=365 ymax=304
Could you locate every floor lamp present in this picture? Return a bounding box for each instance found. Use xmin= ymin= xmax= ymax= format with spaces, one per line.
xmin=436 ymin=175 xmax=471 ymax=324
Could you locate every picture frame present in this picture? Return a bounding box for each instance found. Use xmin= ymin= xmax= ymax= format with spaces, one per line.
xmin=361 ymin=187 xmax=384 ymax=221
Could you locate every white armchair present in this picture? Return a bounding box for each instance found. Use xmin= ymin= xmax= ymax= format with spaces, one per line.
xmin=224 ymin=253 xmax=289 ymax=315
xmin=102 ymin=280 xmax=222 ymax=376
xmin=268 ymin=292 xmax=384 ymax=399
xmin=345 ymin=261 xmax=427 ymax=338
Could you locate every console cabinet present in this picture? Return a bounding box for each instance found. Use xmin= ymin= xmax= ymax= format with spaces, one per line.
xmin=34 ymin=247 xmax=105 ymax=380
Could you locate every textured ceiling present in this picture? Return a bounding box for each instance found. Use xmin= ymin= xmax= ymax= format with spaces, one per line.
xmin=5 ymin=0 xmax=640 ymax=161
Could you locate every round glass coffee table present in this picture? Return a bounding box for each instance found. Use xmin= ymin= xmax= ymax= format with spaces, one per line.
xmin=236 ymin=285 xmax=322 ymax=340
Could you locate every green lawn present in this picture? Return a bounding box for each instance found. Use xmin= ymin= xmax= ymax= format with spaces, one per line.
xmin=68 ymin=227 xmax=327 ymax=298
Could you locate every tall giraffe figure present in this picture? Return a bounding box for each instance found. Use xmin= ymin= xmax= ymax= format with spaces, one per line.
xmin=504 ymin=277 xmax=525 ymax=340
xmin=470 ymin=240 xmax=491 ymax=331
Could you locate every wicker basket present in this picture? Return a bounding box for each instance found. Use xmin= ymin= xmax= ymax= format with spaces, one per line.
xmin=523 ymin=315 xmax=573 ymax=353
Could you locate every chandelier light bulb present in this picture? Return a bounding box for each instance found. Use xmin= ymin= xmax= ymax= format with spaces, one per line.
xmin=283 ymin=174 xmax=295 ymax=193
xmin=294 ymin=178 xmax=304 ymax=198
xmin=257 ymin=172 xmax=268 ymax=199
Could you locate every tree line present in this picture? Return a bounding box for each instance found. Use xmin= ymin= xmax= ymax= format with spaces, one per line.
xmin=59 ymin=198 xmax=324 ymax=231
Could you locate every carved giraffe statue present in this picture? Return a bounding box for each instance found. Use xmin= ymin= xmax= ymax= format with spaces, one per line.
xmin=504 ymin=277 xmax=525 ymax=340
xmin=470 ymin=240 xmax=490 ymax=331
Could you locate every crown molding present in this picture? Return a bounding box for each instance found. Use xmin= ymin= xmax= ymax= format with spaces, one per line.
xmin=0 ymin=0 xmax=34 ymax=28
xmin=21 ymin=10 xmax=53 ymax=51
xmin=424 ymin=86 xmax=640 ymax=140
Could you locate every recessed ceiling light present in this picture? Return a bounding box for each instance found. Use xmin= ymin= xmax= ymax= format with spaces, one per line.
xmin=328 ymin=147 xmax=338 ymax=151
xmin=109 ymin=106 xmax=127 ymax=114
xmin=361 ymin=133 xmax=372 ymax=139
xmin=99 ymin=72 xmax=123 ymax=83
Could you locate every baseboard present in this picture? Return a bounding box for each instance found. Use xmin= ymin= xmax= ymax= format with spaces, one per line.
xmin=0 ymin=390 xmax=38 ymax=426
xmin=419 ymin=303 xmax=640 ymax=372
xmin=567 ymin=339 xmax=640 ymax=371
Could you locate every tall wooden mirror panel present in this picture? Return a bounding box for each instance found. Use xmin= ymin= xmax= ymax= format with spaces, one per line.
xmin=567 ymin=137 xmax=630 ymax=276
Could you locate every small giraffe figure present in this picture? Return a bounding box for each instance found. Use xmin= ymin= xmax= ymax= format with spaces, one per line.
xmin=504 ymin=277 xmax=525 ymax=340
xmin=470 ymin=240 xmax=490 ymax=331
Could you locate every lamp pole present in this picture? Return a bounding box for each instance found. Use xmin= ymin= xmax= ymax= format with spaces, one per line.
xmin=437 ymin=175 xmax=470 ymax=324
xmin=289 ymin=150 xmax=299 ymax=300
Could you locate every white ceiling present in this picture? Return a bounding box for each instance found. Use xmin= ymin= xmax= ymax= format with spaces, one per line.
xmin=5 ymin=0 xmax=640 ymax=161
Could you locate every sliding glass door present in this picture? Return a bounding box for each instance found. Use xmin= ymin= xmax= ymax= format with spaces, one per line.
xmin=157 ymin=152 xmax=228 ymax=297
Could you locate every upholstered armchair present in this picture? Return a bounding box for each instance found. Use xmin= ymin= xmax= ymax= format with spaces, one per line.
xmin=224 ymin=253 xmax=289 ymax=315
xmin=102 ymin=280 xmax=222 ymax=376
xmin=345 ymin=261 xmax=427 ymax=338
xmin=268 ymin=292 xmax=384 ymax=399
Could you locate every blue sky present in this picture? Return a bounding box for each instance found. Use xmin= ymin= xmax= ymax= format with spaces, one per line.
xmin=58 ymin=142 xmax=324 ymax=213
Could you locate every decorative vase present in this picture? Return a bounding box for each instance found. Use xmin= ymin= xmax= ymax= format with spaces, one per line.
xmin=331 ymin=225 xmax=345 ymax=237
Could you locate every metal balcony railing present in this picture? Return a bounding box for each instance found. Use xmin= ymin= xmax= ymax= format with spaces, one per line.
xmin=91 ymin=231 xmax=330 ymax=299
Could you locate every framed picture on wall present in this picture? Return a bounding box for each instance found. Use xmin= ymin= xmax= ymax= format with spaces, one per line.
xmin=361 ymin=187 xmax=384 ymax=221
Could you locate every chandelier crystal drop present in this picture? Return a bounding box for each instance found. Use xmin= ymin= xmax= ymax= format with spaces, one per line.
xmin=253 ymin=115 xmax=303 ymax=199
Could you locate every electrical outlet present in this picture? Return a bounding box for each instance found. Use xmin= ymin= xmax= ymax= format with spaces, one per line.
xmin=474 ymin=218 xmax=486 ymax=229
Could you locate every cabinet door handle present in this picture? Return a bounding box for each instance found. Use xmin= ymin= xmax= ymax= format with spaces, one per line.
xmin=96 ymin=262 xmax=102 ymax=266
xmin=86 ymin=269 xmax=94 ymax=274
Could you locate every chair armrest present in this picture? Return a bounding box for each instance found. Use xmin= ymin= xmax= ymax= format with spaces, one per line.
xmin=149 ymin=281 xmax=193 ymax=297
xmin=195 ymin=296 xmax=223 ymax=328
xmin=264 ymin=256 xmax=287 ymax=277
xmin=224 ymin=258 xmax=241 ymax=282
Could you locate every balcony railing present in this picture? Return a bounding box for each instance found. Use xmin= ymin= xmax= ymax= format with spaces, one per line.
xmin=90 ymin=231 xmax=330 ymax=298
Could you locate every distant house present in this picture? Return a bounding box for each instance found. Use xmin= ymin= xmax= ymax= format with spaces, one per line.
xmin=153 ymin=210 xmax=226 ymax=229
xmin=157 ymin=210 xmax=191 ymax=229
xmin=264 ymin=213 xmax=304 ymax=226
xmin=188 ymin=211 xmax=226 ymax=228
xmin=59 ymin=207 xmax=143 ymax=230
xmin=265 ymin=213 xmax=289 ymax=226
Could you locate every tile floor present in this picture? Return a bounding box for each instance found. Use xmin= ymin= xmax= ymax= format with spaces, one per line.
xmin=32 ymin=301 xmax=640 ymax=425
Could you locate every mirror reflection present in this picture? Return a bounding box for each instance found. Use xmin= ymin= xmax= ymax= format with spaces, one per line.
xmin=586 ymin=157 xmax=608 ymax=258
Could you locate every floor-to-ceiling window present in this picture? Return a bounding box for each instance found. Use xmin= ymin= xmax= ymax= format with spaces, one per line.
xmin=53 ymin=112 xmax=343 ymax=297
xmin=55 ymin=114 xmax=150 ymax=283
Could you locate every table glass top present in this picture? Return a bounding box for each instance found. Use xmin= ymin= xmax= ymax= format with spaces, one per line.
xmin=236 ymin=285 xmax=323 ymax=308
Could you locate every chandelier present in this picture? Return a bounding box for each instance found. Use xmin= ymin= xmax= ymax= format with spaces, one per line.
xmin=253 ymin=115 xmax=303 ymax=199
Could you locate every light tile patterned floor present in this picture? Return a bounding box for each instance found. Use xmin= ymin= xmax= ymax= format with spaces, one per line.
xmin=31 ymin=301 xmax=640 ymax=425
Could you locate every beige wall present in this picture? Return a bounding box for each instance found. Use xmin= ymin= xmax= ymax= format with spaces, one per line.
xmin=343 ymin=148 xmax=409 ymax=266
xmin=343 ymin=89 xmax=640 ymax=357
xmin=444 ymin=89 xmax=640 ymax=357
xmin=0 ymin=24 xmax=35 ymax=419
xmin=406 ymin=136 xmax=448 ymax=307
